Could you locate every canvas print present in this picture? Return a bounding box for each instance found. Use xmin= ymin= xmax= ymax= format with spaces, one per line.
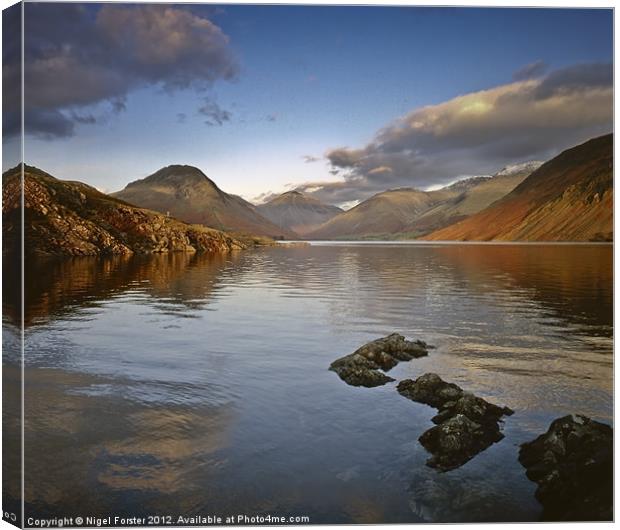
xmin=1 ymin=2 xmax=614 ymax=527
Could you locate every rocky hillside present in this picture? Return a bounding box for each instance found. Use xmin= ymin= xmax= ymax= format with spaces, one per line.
xmin=256 ymin=190 xmax=342 ymax=236
xmin=425 ymin=134 xmax=613 ymax=241
xmin=113 ymin=165 xmax=296 ymax=239
xmin=3 ymin=165 xmax=249 ymax=257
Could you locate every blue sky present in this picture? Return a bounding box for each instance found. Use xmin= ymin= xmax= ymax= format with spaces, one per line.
xmin=3 ymin=4 xmax=613 ymax=205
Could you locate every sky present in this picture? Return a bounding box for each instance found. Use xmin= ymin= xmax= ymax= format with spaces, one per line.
xmin=2 ymin=3 xmax=614 ymax=207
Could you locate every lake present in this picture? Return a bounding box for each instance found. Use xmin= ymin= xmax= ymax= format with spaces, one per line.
xmin=3 ymin=242 xmax=613 ymax=524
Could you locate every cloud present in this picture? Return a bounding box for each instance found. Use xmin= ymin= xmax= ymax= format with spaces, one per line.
xmin=302 ymin=155 xmax=320 ymax=163
xmin=512 ymin=60 xmax=547 ymax=81
xmin=533 ymin=62 xmax=612 ymax=99
xmin=252 ymin=190 xmax=281 ymax=204
xmin=71 ymin=113 xmax=97 ymax=125
xmin=4 ymin=4 xmax=237 ymax=139
xmin=302 ymin=62 xmax=612 ymax=204
xmin=367 ymin=166 xmax=393 ymax=176
xmin=198 ymin=99 xmax=232 ymax=126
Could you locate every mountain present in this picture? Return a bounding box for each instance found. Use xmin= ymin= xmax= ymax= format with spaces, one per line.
xmin=424 ymin=134 xmax=613 ymax=241
xmin=3 ymin=165 xmax=249 ymax=257
xmin=405 ymin=164 xmax=539 ymax=236
xmin=113 ymin=165 xmax=296 ymax=239
xmin=256 ymin=190 xmax=343 ymax=236
xmin=305 ymin=165 xmax=535 ymax=240
xmin=305 ymin=187 xmax=460 ymax=239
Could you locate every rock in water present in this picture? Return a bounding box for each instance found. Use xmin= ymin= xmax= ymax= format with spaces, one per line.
xmin=329 ymin=333 xmax=430 ymax=387
xmin=519 ymin=415 xmax=612 ymax=521
xmin=397 ymin=373 xmax=513 ymax=471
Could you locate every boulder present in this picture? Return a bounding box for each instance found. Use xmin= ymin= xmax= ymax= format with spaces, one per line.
xmin=397 ymin=373 xmax=513 ymax=471
xmin=419 ymin=414 xmax=505 ymax=471
xmin=519 ymin=414 xmax=612 ymax=521
xmin=329 ymin=333 xmax=430 ymax=387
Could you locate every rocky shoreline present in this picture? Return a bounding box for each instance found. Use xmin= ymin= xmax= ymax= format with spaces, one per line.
xmin=329 ymin=334 xmax=613 ymax=520
xmin=3 ymin=166 xmax=272 ymax=257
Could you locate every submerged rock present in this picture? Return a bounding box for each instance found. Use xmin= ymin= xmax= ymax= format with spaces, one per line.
xmin=329 ymin=333 xmax=430 ymax=387
xmin=519 ymin=414 xmax=612 ymax=521
xmin=397 ymin=373 xmax=513 ymax=471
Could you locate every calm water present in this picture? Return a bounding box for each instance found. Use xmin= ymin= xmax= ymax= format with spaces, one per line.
xmin=3 ymin=243 xmax=613 ymax=523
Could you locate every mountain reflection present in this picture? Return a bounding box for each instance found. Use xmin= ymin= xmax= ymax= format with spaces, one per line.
xmin=4 ymin=244 xmax=612 ymax=336
xmin=4 ymin=252 xmax=245 ymax=328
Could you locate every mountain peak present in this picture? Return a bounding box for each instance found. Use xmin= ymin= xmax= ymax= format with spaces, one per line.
xmin=126 ymin=165 xmax=217 ymax=189
xmin=441 ymin=176 xmax=492 ymax=193
xmin=257 ymin=190 xmax=343 ymax=235
xmin=495 ymin=161 xmax=543 ymax=177
xmin=113 ymin=166 xmax=296 ymax=238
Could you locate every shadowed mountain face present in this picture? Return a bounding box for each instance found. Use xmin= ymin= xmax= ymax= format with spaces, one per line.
xmin=2 ymin=165 xmax=246 ymax=257
xmin=305 ymin=167 xmax=531 ymax=240
xmin=256 ymin=191 xmax=343 ymax=236
xmin=425 ymin=134 xmax=613 ymax=241
xmin=113 ymin=165 xmax=296 ymax=239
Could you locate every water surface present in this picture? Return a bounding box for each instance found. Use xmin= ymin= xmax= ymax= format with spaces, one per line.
xmin=3 ymin=243 xmax=613 ymax=523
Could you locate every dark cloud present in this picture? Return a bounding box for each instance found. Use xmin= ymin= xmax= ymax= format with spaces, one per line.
xmin=302 ymin=155 xmax=320 ymax=163
xmin=533 ymin=62 xmax=612 ymax=99
xmin=198 ymin=100 xmax=232 ymax=126
xmin=111 ymin=97 xmax=127 ymax=114
xmin=327 ymin=148 xmax=365 ymax=168
xmin=5 ymin=3 xmax=237 ymax=139
xmin=25 ymin=109 xmax=75 ymax=140
xmin=301 ymin=63 xmax=612 ymax=205
xmin=2 ymin=3 xmax=22 ymax=139
xmin=512 ymin=60 xmax=547 ymax=81
xmin=71 ymin=113 xmax=97 ymax=125
xmin=252 ymin=190 xmax=284 ymax=204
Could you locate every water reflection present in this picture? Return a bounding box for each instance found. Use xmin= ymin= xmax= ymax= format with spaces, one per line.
xmin=8 ymin=243 xmax=613 ymax=523
xmin=4 ymin=252 xmax=247 ymax=328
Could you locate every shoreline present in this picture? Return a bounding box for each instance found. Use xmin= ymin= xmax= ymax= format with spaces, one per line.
xmin=279 ymin=239 xmax=614 ymax=246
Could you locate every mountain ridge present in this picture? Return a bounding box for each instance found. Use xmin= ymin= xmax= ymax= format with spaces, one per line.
xmin=424 ymin=134 xmax=612 ymax=241
xmin=305 ymin=166 xmax=533 ymax=240
xmin=113 ymin=165 xmax=296 ymax=239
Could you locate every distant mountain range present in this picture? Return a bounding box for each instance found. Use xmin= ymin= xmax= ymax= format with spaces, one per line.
xmin=306 ymin=186 xmax=458 ymax=239
xmin=113 ymin=165 xmax=296 ymax=239
xmin=305 ymin=163 xmax=537 ymax=240
xmin=424 ymin=134 xmax=612 ymax=241
xmin=3 ymin=134 xmax=613 ymax=252
xmin=256 ymin=190 xmax=343 ymax=236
